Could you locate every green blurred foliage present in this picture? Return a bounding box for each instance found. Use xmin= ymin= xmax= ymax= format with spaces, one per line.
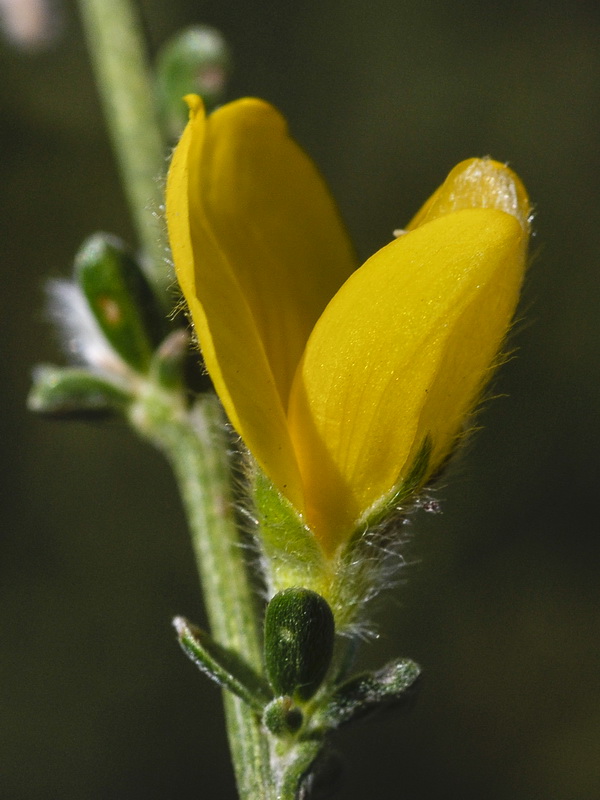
xmin=1 ymin=0 xmax=599 ymax=798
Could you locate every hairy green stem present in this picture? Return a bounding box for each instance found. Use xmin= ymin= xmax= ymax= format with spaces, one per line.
xmin=135 ymin=391 xmax=276 ymax=799
xmin=78 ymin=0 xmax=169 ymax=296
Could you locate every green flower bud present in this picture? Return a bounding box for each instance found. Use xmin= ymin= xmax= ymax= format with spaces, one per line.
xmin=156 ymin=25 xmax=232 ymax=139
xmin=74 ymin=233 xmax=165 ymax=374
xmin=264 ymin=588 xmax=335 ymax=702
xmin=150 ymin=329 xmax=189 ymax=390
xmin=28 ymin=365 xmax=131 ymax=419
xmin=262 ymin=696 xmax=303 ymax=737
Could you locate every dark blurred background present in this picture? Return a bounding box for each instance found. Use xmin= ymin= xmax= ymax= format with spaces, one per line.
xmin=2 ymin=0 xmax=599 ymax=798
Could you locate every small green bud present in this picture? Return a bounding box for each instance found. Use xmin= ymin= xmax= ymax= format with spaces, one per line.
xmin=28 ymin=365 xmax=131 ymax=419
xmin=156 ymin=25 xmax=232 ymax=139
xmin=75 ymin=233 xmax=165 ymax=374
xmin=264 ymin=588 xmax=335 ymax=702
xmin=150 ymin=329 xmax=189 ymax=390
xmin=262 ymin=696 xmax=303 ymax=737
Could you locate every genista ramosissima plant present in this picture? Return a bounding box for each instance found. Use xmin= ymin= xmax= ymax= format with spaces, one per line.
xmin=29 ymin=2 xmax=531 ymax=797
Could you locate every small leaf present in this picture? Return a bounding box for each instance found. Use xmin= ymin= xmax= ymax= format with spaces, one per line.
xmin=28 ymin=365 xmax=131 ymax=419
xmin=264 ymin=588 xmax=335 ymax=702
xmin=317 ymin=657 xmax=421 ymax=729
xmin=173 ymin=617 xmax=272 ymax=712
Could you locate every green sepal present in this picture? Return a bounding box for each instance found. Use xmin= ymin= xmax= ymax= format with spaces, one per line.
xmin=264 ymin=588 xmax=335 ymax=702
xmin=173 ymin=616 xmax=272 ymax=712
xmin=360 ymin=436 xmax=432 ymax=530
xmin=316 ymin=657 xmax=421 ymax=730
xmin=262 ymin=696 xmax=303 ymax=737
xmin=75 ymin=233 xmax=165 ymax=373
xmin=155 ymin=25 xmax=232 ymax=139
xmin=324 ymin=438 xmax=433 ymax=629
xmin=28 ymin=365 xmax=132 ymax=419
xmin=253 ymin=468 xmax=328 ymax=594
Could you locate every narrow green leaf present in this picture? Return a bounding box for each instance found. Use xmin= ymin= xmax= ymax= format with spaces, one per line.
xmin=317 ymin=657 xmax=421 ymax=729
xmin=28 ymin=365 xmax=131 ymax=419
xmin=173 ymin=617 xmax=272 ymax=712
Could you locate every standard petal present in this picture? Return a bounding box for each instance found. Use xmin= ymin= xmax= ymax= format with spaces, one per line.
xmin=166 ymin=96 xmax=302 ymax=509
xmin=288 ymin=208 xmax=526 ymax=552
xmin=197 ymin=97 xmax=357 ymax=405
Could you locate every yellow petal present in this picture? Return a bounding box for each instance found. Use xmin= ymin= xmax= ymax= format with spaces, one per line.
xmin=197 ymin=97 xmax=356 ymax=403
xmin=166 ymin=97 xmax=299 ymax=507
xmin=167 ymin=96 xmax=356 ymax=509
xmin=288 ymin=208 xmax=526 ymax=552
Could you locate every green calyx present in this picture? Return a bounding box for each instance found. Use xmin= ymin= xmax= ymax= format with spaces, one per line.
xmin=252 ymin=467 xmax=331 ymax=597
xmin=359 ymin=435 xmax=433 ymax=532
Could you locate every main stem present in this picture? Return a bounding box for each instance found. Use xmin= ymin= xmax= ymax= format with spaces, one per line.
xmin=78 ymin=0 xmax=169 ymax=297
xmin=78 ymin=0 xmax=276 ymax=793
xmin=143 ymin=393 xmax=275 ymax=798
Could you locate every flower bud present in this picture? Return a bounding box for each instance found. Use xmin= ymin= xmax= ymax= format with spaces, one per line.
xmin=150 ymin=329 xmax=190 ymax=390
xmin=264 ymin=588 xmax=335 ymax=702
xmin=74 ymin=233 xmax=165 ymax=374
xmin=155 ymin=25 xmax=232 ymax=139
xmin=262 ymin=696 xmax=304 ymax=736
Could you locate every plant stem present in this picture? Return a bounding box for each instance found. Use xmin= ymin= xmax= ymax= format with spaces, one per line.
xmin=136 ymin=391 xmax=276 ymax=799
xmin=77 ymin=3 xmax=315 ymax=793
xmin=78 ymin=0 xmax=169 ymax=297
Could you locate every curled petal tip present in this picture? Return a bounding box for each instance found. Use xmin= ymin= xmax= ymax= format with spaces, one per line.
xmin=183 ymin=93 xmax=204 ymax=116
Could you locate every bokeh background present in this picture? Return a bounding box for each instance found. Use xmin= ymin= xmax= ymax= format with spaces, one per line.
xmin=2 ymin=0 xmax=599 ymax=797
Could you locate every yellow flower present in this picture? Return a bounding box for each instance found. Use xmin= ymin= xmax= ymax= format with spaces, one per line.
xmin=166 ymin=95 xmax=530 ymax=556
